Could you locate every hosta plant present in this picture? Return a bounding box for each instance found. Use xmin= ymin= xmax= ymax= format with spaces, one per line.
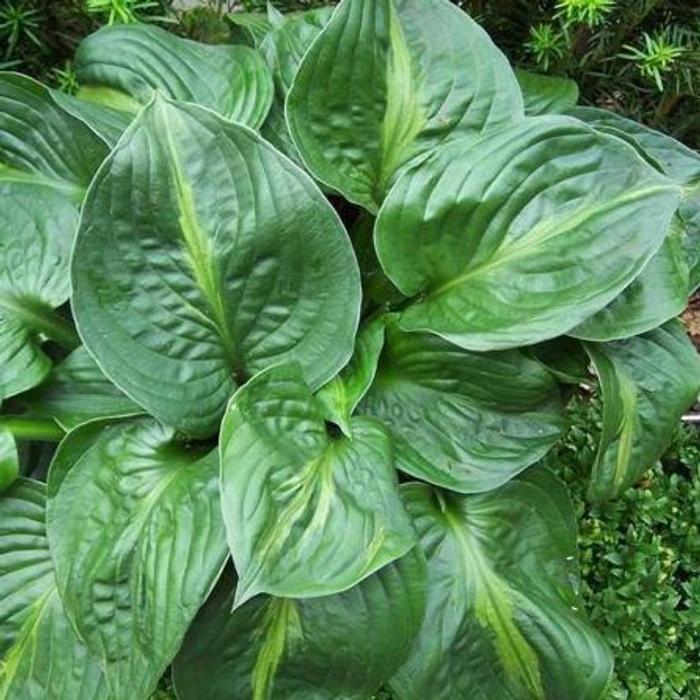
xmin=1 ymin=1 xmax=700 ymax=699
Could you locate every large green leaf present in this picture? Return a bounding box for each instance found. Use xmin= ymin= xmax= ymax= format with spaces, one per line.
xmin=72 ymin=97 xmax=361 ymax=437
xmin=227 ymin=12 xmax=273 ymax=47
xmin=359 ymin=317 xmax=565 ymax=493
xmin=75 ymin=24 xmax=273 ymax=128
xmin=316 ymin=316 xmax=385 ymax=434
xmin=0 ymin=72 xmax=109 ymax=195
xmin=570 ymin=221 xmax=689 ymax=341
xmin=0 ymin=479 xmax=107 ymax=699
xmin=376 ymin=116 xmax=680 ymax=351
xmin=173 ymin=552 xmax=426 ymax=700
xmin=220 ymin=362 xmax=415 ymax=607
xmin=21 ymin=346 xmax=142 ymax=430
xmin=389 ymin=470 xmax=613 ymax=700
xmin=46 ymin=418 xmax=228 ymax=700
xmin=584 ymin=321 xmax=700 ymax=501
xmin=286 ymin=0 xmax=523 ymax=211
xmin=515 ymin=69 xmax=579 ymax=116
xmin=0 ymin=74 xmax=107 ymax=398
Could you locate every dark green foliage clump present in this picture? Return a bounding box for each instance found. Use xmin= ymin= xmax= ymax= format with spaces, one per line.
xmin=550 ymin=396 xmax=700 ymax=699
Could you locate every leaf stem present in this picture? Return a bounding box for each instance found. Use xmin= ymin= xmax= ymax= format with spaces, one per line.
xmin=2 ymin=297 xmax=81 ymax=351
xmin=0 ymin=416 xmax=65 ymax=442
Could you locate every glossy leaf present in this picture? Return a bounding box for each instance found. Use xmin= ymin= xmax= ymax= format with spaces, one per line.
xmin=174 ymin=551 xmax=426 ymax=700
xmin=287 ymin=0 xmax=523 ymax=211
xmin=46 ymin=418 xmax=228 ymax=700
xmin=570 ymin=221 xmax=689 ymax=341
xmin=72 ymin=97 xmax=361 ymax=437
xmin=360 ymin=317 xmax=565 ymax=493
xmin=376 ymin=116 xmax=680 ymax=351
xmin=0 ymin=427 xmax=17 ymax=492
xmin=220 ymin=362 xmax=415 ymax=607
xmin=22 ymin=346 xmax=142 ymax=430
xmin=528 ymin=337 xmax=590 ymax=386
xmin=316 ymin=317 xmax=385 ymax=434
xmin=584 ymin=321 xmax=700 ymax=501
xmin=390 ymin=470 xmax=613 ymax=700
xmin=516 ymin=69 xmax=579 ymax=115
xmin=75 ymin=24 xmax=273 ymax=128
xmin=0 ymin=479 xmax=107 ymax=699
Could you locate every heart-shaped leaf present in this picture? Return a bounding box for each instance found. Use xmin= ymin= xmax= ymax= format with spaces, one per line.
xmin=173 ymin=551 xmax=426 ymax=700
xmin=584 ymin=320 xmax=700 ymax=500
xmin=287 ymin=0 xmax=523 ymax=211
xmin=220 ymin=362 xmax=415 ymax=607
xmin=376 ymin=116 xmax=680 ymax=351
xmin=389 ymin=470 xmax=613 ymax=700
xmin=75 ymin=24 xmax=273 ymax=128
xmin=359 ymin=317 xmax=565 ymax=493
xmin=0 ymin=479 xmax=107 ymax=699
xmin=72 ymin=97 xmax=361 ymax=437
xmin=46 ymin=418 xmax=229 ymax=700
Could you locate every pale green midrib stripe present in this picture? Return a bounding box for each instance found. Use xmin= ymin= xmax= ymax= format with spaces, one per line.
xmin=611 ymin=371 xmax=638 ymax=493
xmin=0 ymin=163 xmax=84 ymax=202
xmin=251 ymin=598 xmax=300 ymax=700
xmin=443 ymin=507 xmax=545 ymax=699
xmin=375 ymin=1 xmax=426 ymax=202
xmin=159 ymin=110 xmax=245 ymax=379
xmin=0 ymin=294 xmax=80 ymax=350
xmin=0 ymin=587 xmax=54 ymax=699
xmin=426 ymin=183 xmax=678 ymax=300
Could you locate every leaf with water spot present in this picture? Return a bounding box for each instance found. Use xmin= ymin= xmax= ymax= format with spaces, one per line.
xmin=286 ymin=0 xmax=523 ymax=212
xmin=46 ymin=418 xmax=229 ymax=700
xmin=72 ymin=97 xmax=361 ymax=437
xmin=173 ymin=551 xmax=426 ymax=700
xmin=389 ymin=470 xmax=613 ymax=700
xmin=220 ymin=362 xmax=415 ymax=607
xmin=584 ymin=320 xmax=700 ymax=501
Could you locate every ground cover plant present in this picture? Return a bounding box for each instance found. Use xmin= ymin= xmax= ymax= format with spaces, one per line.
xmin=1 ymin=1 xmax=700 ymax=698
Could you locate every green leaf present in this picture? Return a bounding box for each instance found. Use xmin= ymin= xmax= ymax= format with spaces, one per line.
xmin=75 ymin=24 xmax=273 ymax=128
xmin=220 ymin=362 xmax=415 ymax=607
xmin=0 ymin=479 xmax=107 ymax=699
xmin=46 ymin=418 xmax=229 ymax=700
xmin=227 ymin=12 xmax=273 ymax=46
xmin=286 ymin=0 xmax=523 ymax=212
xmin=569 ymin=106 xmax=700 ymax=184
xmin=528 ymin=337 xmax=590 ymax=386
xmin=0 ymin=428 xmax=17 ymax=492
xmin=515 ymin=69 xmax=579 ymax=115
xmin=174 ymin=552 xmax=426 ymax=700
xmin=0 ymin=183 xmax=81 ymax=398
xmin=390 ymin=470 xmax=613 ymax=700
xmin=360 ymin=317 xmax=565 ymax=493
xmin=21 ymin=346 xmax=142 ymax=430
xmin=584 ymin=321 xmax=700 ymax=501
xmin=51 ymin=89 xmax=132 ymax=146
xmin=376 ymin=116 xmax=680 ymax=351
xmin=0 ymin=72 xmax=109 ymax=196
xmin=72 ymin=97 xmax=361 ymax=437
xmin=316 ymin=317 xmax=385 ymax=435
xmin=570 ymin=220 xmax=689 ymax=341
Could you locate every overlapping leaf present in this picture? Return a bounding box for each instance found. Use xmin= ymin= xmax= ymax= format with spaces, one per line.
xmin=72 ymin=97 xmax=361 ymax=437
xmin=0 ymin=479 xmax=107 ymax=699
xmin=515 ymin=69 xmax=579 ymax=115
xmin=376 ymin=116 xmax=680 ymax=351
xmin=360 ymin=317 xmax=565 ymax=493
xmin=287 ymin=0 xmax=523 ymax=211
xmin=584 ymin=321 xmax=700 ymax=501
xmin=0 ymin=428 xmax=17 ymax=492
xmin=220 ymin=362 xmax=415 ymax=607
xmin=75 ymin=24 xmax=273 ymax=127
xmin=173 ymin=552 xmax=426 ymax=700
xmin=46 ymin=418 xmax=228 ymax=700
xmin=390 ymin=470 xmax=613 ymax=700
